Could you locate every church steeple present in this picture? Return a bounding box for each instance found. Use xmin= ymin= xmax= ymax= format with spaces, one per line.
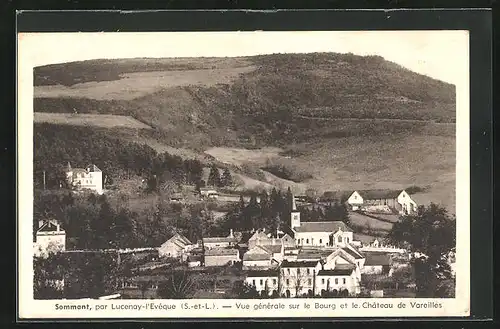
xmin=290 ymin=194 xmax=301 ymax=229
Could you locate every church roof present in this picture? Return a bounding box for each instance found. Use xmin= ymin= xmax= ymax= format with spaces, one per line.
xmin=293 ymin=221 xmax=353 ymax=233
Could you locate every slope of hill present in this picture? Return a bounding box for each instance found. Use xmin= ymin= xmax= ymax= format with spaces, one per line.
xmin=33 ymin=53 xmax=456 ymax=213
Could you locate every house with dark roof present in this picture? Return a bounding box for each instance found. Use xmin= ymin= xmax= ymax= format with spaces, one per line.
xmin=202 ymin=229 xmax=239 ymax=249
xmin=362 ymin=252 xmax=393 ymax=275
xmin=316 ymin=263 xmax=359 ymax=296
xmin=204 ymin=248 xmax=240 ymax=267
xmin=347 ymin=189 xmax=417 ymax=215
xmin=34 ymin=219 xmax=66 ymax=257
xmin=158 ymin=233 xmax=193 ymax=258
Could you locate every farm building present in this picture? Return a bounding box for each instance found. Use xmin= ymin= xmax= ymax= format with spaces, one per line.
xmin=347 ymin=189 xmax=417 ymax=215
xmin=204 ymin=248 xmax=240 ymax=267
xmin=65 ymin=162 xmax=103 ymax=194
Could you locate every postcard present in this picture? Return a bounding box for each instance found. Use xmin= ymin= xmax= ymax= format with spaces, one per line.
xmin=18 ymin=30 xmax=469 ymax=319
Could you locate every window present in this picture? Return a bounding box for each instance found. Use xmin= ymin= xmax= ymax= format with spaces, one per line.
xmin=343 ymin=278 xmax=346 ymax=284
xmin=306 ymin=239 xmax=309 ymax=244
xmin=319 ymin=239 xmax=322 ymax=244
xmin=311 ymin=238 xmax=314 ymax=245
xmin=346 ymin=237 xmax=349 ymax=243
xmin=297 ymin=268 xmax=300 ymax=275
xmin=354 ymin=195 xmax=357 ymax=199
xmin=335 ymin=278 xmax=338 ymax=284
xmin=273 ymin=279 xmax=277 ymax=285
xmin=307 ymin=269 xmax=310 ymax=275
xmin=322 ymin=279 xmax=325 ymax=284
xmin=286 ymin=279 xmax=290 ymax=285
xmin=253 ymin=280 xmax=256 ymax=285
xmin=308 ymin=279 xmax=312 ymax=285
xmin=338 ymin=236 xmax=342 ymax=243
xmin=287 ymin=269 xmax=290 ymax=274
xmin=260 ymin=279 xmax=263 ymax=285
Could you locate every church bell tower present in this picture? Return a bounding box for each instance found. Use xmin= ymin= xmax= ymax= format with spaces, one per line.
xmin=290 ymin=195 xmax=301 ymax=229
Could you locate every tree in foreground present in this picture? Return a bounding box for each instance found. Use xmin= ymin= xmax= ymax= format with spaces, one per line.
xmin=157 ymin=270 xmax=196 ymax=299
xmin=387 ymin=203 xmax=456 ymax=297
xmin=231 ymin=281 xmax=260 ymax=299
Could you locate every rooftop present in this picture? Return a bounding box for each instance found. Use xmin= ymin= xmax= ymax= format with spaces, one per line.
xmin=243 ymin=253 xmax=271 ymax=261
xmin=317 ymin=268 xmax=354 ymax=276
xmin=293 ymin=221 xmax=353 ymax=233
xmin=280 ymin=260 xmax=319 ymax=268
xmin=342 ymin=247 xmax=364 ymax=260
xmin=205 ymin=248 xmax=239 ymax=257
xmin=355 ymin=189 xmax=404 ymax=200
xmin=203 ymin=237 xmax=238 ymax=244
xmin=364 ymin=252 xmax=392 ymax=266
xmin=246 ymin=269 xmax=279 ymax=277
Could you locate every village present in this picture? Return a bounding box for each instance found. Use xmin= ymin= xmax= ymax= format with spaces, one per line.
xmin=30 ymin=161 xmax=452 ymax=300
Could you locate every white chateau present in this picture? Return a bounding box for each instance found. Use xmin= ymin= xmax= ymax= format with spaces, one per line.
xmin=65 ymin=162 xmax=103 ymax=194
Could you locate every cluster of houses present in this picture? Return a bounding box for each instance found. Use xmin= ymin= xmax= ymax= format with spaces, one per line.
xmin=34 ymin=162 xmax=426 ymax=298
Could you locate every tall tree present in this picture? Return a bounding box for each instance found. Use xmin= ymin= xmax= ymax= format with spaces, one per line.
xmin=387 ymin=203 xmax=456 ymax=297
xmin=207 ymin=164 xmax=221 ymax=187
xmin=221 ymin=168 xmax=233 ymax=187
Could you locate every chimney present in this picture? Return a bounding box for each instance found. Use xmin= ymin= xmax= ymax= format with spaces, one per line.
xmin=229 ymin=229 xmax=234 ymax=238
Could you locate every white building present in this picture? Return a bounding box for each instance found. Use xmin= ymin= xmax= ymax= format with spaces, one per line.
xmin=34 ymin=220 xmax=66 ymax=257
xmin=245 ymin=270 xmax=280 ymax=297
xmin=280 ymin=260 xmax=322 ymax=298
xmin=347 ymin=189 xmax=417 ymax=215
xmin=65 ymin=162 xmax=103 ymax=194
xmin=158 ymin=233 xmax=193 ymax=258
xmin=290 ymin=196 xmax=355 ymax=247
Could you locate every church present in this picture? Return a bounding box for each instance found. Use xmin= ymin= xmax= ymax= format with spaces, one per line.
xmin=290 ymin=196 xmax=355 ymax=248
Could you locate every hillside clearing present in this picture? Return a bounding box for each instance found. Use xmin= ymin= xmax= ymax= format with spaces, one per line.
xmin=34 ymin=112 xmax=153 ymax=129
xmin=34 ymin=67 xmax=256 ymax=100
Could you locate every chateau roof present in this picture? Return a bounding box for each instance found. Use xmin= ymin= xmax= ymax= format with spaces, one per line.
xmin=293 ymin=221 xmax=353 ymax=233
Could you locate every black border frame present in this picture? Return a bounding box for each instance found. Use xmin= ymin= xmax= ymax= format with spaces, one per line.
xmin=13 ymin=8 xmax=493 ymax=324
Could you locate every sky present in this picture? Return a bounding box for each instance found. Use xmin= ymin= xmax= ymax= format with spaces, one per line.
xmin=19 ymin=30 xmax=468 ymax=85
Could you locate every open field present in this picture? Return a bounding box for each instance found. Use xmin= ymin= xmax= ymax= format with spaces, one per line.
xmin=34 ymin=66 xmax=256 ymax=100
xmin=349 ymin=211 xmax=394 ymax=232
xmin=34 ymin=112 xmax=153 ymax=129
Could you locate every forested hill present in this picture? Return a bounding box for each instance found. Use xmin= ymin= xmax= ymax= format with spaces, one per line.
xmin=34 ymin=53 xmax=456 ymax=149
